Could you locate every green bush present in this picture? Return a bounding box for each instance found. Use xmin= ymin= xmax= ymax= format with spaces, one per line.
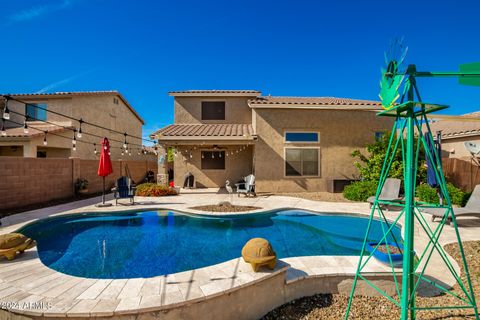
xmin=416 ymin=183 xmax=468 ymax=206
xmin=343 ymin=180 xmax=378 ymax=202
xmin=135 ymin=183 xmax=178 ymax=197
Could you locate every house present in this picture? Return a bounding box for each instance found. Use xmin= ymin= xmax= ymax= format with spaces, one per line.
xmin=151 ymin=90 xmax=394 ymax=193
xmin=428 ymin=111 xmax=480 ymax=159
xmin=0 ymin=91 xmax=153 ymax=160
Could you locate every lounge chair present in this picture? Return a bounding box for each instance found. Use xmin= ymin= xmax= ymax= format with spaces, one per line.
xmin=367 ymin=178 xmax=402 ymax=208
xmin=112 ymin=176 xmax=136 ymax=205
xmin=425 ymin=184 xmax=480 ymax=223
xmin=235 ymin=174 xmax=256 ymax=197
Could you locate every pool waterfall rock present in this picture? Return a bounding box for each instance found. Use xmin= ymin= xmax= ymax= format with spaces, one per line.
xmin=241 ymin=238 xmax=277 ymax=272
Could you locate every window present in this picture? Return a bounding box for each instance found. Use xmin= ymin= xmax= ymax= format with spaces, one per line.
xmin=25 ymin=103 xmax=47 ymax=121
xmin=375 ymin=132 xmax=385 ymax=141
xmin=285 ymin=148 xmax=319 ymax=176
xmin=202 ymin=101 xmax=225 ymax=120
xmin=36 ymin=151 xmax=47 ymax=158
xmin=285 ymin=131 xmax=319 ymax=143
xmin=201 ymin=151 xmax=225 ymax=169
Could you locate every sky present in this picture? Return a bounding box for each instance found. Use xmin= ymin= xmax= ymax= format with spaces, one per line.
xmin=2 ymin=0 xmax=480 ymax=141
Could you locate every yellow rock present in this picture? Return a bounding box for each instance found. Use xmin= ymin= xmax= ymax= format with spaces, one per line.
xmin=241 ymin=238 xmax=276 ymax=272
xmin=0 ymin=233 xmax=36 ymax=261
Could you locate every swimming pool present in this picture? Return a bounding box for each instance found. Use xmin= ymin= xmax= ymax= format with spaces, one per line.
xmin=19 ymin=210 xmax=402 ymax=279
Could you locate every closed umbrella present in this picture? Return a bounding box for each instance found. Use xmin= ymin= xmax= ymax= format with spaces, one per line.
xmin=426 ymin=132 xmax=443 ymax=203
xmin=97 ymin=137 xmax=113 ymax=207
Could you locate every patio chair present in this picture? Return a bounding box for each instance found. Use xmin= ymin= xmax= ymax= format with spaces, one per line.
xmin=235 ymin=174 xmax=256 ymax=197
xmin=112 ymin=176 xmax=136 ymax=205
xmin=367 ymin=178 xmax=402 ymax=209
xmin=425 ymin=184 xmax=480 ymax=223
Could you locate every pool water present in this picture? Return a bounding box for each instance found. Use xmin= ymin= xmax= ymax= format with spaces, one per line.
xmin=19 ymin=210 xmax=402 ymax=279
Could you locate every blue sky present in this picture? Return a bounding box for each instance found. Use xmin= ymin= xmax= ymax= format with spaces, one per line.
xmin=2 ymin=0 xmax=480 ymax=139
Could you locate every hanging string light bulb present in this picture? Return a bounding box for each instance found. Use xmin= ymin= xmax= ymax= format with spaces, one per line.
xmin=121 ymin=150 xmax=124 ymax=156
xmin=123 ymin=132 xmax=128 ymax=149
xmin=3 ymin=97 xmax=10 ymax=120
xmin=211 ymin=152 xmax=215 ymax=159
xmin=77 ymin=118 xmax=83 ymax=138
xmin=43 ymin=132 xmax=48 ymax=146
xmin=72 ymin=129 xmax=77 ymax=145
xmin=201 ymin=152 xmax=204 ymax=159
xmin=1 ymin=119 xmax=6 ymax=136
xmin=219 ymin=151 xmax=222 ymax=158
xmin=23 ymin=120 xmax=29 ymax=134
xmin=94 ymin=143 xmax=98 ymax=155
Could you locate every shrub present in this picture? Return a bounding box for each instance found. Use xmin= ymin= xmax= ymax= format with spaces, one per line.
xmin=135 ymin=183 xmax=178 ymax=197
xmin=343 ymin=180 xmax=378 ymax=202
xmin=416 ymin=183 xmax=468 ymax=206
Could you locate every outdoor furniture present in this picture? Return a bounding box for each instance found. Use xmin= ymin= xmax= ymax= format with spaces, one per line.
xmin=112 ymin=176 xmax=136 ymax=205
xmin=0 ymin=233 xmax=36 ymax=261
xmin=235 ymin=174 xmax=256 ymax=197
xmin=425 ymin=184 xmax=480 ymax=223
xmin=241 ymin=238 xmax=276 ymax=272
xmin=367 ymin=178 xmax=402 ymax=208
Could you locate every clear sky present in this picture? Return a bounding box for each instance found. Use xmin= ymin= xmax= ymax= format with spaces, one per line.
xmin=2 ymin=0 xmax=480 ymax=140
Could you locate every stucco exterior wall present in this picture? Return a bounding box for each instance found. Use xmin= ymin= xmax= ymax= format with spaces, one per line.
xmin=174 ymin=97 xmax=252 ymax=124
xmin=440 ymin=136 xmax=480 ymax=159
xmin=173 ymin=145 xmax=253 ymax=188
xmin=253 ymin=108 xmax=394 ymax=192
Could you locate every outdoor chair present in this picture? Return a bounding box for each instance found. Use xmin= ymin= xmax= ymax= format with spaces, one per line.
xmin=235 ymin=174 xmax=256 ymax=197
xmin=367 ymin=178 xmax=402 ymax=209
xmin=425 ymin=184 xmax=480 ymax=223
xmin=112 ymin=176 xmax=136 ymax=205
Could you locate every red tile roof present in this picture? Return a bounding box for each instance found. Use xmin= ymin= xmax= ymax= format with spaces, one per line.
xmin=169 ymin=90 xmax=261 ymax=94
xmin=152 ymin=124 xmax=254 ymax=140
xmin=248 ymin=96 xmax=382 ymax=108
xmin=2 ymin=122 xmax=71 ymax=138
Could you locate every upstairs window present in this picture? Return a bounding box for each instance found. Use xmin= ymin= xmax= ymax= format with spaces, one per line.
xmin=25 ymin=103 xmax=47 ymax=121
xmin=202 ymin=101 xmax=225 ymax=120
xmin=285 ymin=131 xmax=319 ymax=143
xmin=201 ymin=151 xmax=225 ymax=170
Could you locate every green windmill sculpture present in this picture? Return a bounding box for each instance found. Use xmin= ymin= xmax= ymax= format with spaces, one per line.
xmin=344 ymin=42 xmax=480 ymax=320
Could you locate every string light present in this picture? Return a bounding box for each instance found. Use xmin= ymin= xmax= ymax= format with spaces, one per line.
xmin=77 ymin=118 xmax=83 ymax=138
xmin=2 ymin=97 xmax=10 ymax=120
xmin=72 ymin=145 xmax=77 ymax=151
xmin=72 ymin=129 xmax=77 ymax=145
xmin=123 ymin=132 xmax=128 ymax=149
xmin=43 ymin=132 xmax=48 ymax=146
xmin=219 ymin=152 xmax=222 ymax=158
xmin=23 ymin=121 xmax=29 ymax=134
xmin=1 ymin=119 xmax=6 ymax=136
xmin=94 ymin=143 xmax=98 ymax=155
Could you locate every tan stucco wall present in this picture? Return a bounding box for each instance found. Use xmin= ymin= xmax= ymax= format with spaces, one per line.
xmin=172 ymin=145 xmax=253 ymax=188
xmin=253 ymin=108 xmax=394 ymax=192
xmin=440 ymin=136 xmax=480 ymax=160
xmin=174 ymin=97 xmax=252 ymax=124
xmin=0 ymin=94 xmax=151 ymax=161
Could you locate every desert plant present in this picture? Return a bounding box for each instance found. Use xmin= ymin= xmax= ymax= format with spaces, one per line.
xmin=74 ymin=178 xmax=89 ymax=193
xmin=135 ymin=183 xmax=178 ymax=197
xmin=343 ymin=180 xmax=378 ymax=202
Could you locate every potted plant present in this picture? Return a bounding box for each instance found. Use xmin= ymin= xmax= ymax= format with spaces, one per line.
xmin=75 ymin=178 xmax=89 ymax=195
xmin=367 ymin=242 xmax=404 ymax=267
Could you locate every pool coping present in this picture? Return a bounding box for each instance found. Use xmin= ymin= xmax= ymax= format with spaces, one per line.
xmin=0 ymin=194 xmax=478 ymax=318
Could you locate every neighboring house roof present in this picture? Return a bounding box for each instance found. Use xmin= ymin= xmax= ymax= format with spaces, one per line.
xmin=169 ymin=90 xmax=261 ymax=97
xmin=2 ymin=91 xmax=144 ymax=124
xmin=152 ymin=124 xmax=254 ymax=140
xmin=429 ymin=111 xmax=480 ymax=140
xmin=1 ymin=122 xmax=71 ymax=138
xmin=248 ymin=96 xmax=383 ymax=109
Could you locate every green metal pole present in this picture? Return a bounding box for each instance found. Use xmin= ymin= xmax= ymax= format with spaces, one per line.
xmin=401 ymin=108 xmax=415 ymax=320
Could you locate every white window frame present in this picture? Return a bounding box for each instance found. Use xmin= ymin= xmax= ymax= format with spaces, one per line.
xmin=284 ymin=147 xmax=321 ymax=178
xmin=284 ymin=130 xmax=320 ymax=144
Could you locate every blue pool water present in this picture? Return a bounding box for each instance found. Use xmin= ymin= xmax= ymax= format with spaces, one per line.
xmin=19 ymin=210 xmax=402 ymax=279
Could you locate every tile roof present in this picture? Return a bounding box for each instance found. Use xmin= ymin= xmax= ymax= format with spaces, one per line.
xmin=1 ymin=122 xmax=72 ymax=138
xmin=152 ymin=124 xmax=254 ymax=139
xmin=430 ymin=111 xmax=480 ymax=139
xmin=248 ymin=96 xmax=382 ymax=108
xmin=169 ymin=90 xmax=261 ymax=94
xmin=1 ymin=91 xmax=144 ymax=124
xmin=168 ymin=90 xmax=261 ymax=97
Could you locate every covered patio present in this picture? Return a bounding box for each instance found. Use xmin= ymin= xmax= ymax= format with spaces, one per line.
xmin=152 ymin=123 xmax=256 ymax=188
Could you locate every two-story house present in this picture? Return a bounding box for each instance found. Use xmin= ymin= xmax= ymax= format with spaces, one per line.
xmin=0 ymin=91 xmax=150 ymax=160
xmin=151 ymin=90 xmax=394 ymax=193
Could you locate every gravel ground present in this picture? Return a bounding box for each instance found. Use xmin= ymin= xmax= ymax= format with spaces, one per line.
xmin=273 ymin=192 xmax=351 ymax=203
xmin=262 ymin=241 xmax=480 ymax=320
xmin=190 ymin=202 xmax=261 ymax=212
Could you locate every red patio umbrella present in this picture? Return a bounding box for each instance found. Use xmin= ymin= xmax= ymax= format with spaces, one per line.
xmin=97 ymin=137 xmax=113 ymax=207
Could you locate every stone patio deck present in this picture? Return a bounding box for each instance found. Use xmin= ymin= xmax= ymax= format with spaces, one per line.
xmin=0 ymin=191 xmax=479 ymax=319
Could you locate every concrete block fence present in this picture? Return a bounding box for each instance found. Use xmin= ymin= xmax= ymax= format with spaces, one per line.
xmin=0 ymin=157 xmax=157 ymax=211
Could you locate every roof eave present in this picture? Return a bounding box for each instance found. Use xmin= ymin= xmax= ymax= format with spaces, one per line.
xmin=248 ymin=103 xmax=382 ymax=110
xmin=169 ymin=92 xmax=261 ymax=97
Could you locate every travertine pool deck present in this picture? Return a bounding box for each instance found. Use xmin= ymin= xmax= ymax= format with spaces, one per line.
xmin=1 ymin=191 xmax=479 ymax=319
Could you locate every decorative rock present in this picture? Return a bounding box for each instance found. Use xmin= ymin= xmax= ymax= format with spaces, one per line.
xmin=0 ymin=233 xmax=36 ymax=261
xmin=241 ymin=238 xmax=276 ymax=272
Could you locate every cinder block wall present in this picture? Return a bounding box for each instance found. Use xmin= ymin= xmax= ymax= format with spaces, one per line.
xmin=0 ymin=157 xmax=157 ymax=211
